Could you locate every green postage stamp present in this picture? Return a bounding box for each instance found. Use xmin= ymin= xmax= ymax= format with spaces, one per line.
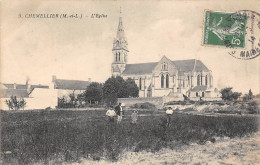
xmin=203 ymin=11 xmax=247 ymax=48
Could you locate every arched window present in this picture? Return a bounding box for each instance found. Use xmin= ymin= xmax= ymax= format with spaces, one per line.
xmin=202 ymin=92 xmax=205 ymax=97
xmin=205 ymin=75 xmax=208 ymax=86
xmin=115 ymin=53 xmax=118 ymax=62
xmin=196 ymin=92 xmax=199 ymax=97
xmin=139 ymin=78 xmax=142 ymax=90
xmin=118 ymin=52 xmax=120 ymax=62
xmin=164 ymin=63 xmax=168 ymax=70
xmin=161 ymin=74 xmax=164 ymax=88
xmin=201 ymin=74 xmax=203 ymax=85
xmin=166 ymin=74 xmax=169 ymax=88
xmin=197 ymin=75 xmax=200 ymax=86
xmin=161 ymin=62 xmax=168 ymax=70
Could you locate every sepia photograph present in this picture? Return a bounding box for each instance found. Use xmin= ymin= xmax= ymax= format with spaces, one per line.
xmin=1 ymin=0 xmax=260 ymax=164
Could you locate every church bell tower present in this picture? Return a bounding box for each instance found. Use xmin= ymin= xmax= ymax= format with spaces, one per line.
xmin=111 ymin=8 xmax=129 ymax=77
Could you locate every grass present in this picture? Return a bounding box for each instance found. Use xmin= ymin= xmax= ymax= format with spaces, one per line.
xmin=1 ymin=109 xmax=259 ymax=164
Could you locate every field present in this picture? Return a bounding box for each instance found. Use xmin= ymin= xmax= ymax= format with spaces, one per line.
xmin=0 ymin=109 xmax=259 ymax=164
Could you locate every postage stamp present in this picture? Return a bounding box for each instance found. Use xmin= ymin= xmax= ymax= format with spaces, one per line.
xmin=203 ymin=10 xmax=260 ymax=60
xmin=203 ymin=11 xmax=247 ymax=48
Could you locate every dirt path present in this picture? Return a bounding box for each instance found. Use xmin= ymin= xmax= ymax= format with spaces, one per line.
xmin=75 ymin=132 xmax=260 ymax=165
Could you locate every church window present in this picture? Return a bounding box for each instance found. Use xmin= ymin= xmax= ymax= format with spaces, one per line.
xmin=161 ymin=74 xmax=164 ymax=88
xmin=197 ymin=75 xmax=200 ymax=86
xmin=115 ymin=53 xmax=118 ymax=62
xmin=118 ymin=52 xmax=121 ymax=62
xmin=202 ymin=92 xmax=205 ymax=97
xmin=201 ymin=74 xmax=203 ymax=85
xmin=205 ymin=75 xmax=208 ymax=86
xmin=139 ymin=78 xmax=142 ymax=90
xmin=161 ymin=62 xmax=168 ymax=70
xmin=164 ymin=63 xmax=168 ymax=70
xmin=196 ymin=92 xmax=199 ymax=97
xmin=166 ymin=74 xmax=169 ymax=88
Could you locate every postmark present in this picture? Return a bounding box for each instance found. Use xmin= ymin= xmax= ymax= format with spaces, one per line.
xmin=203 ymin=10 xmax=260 ymax=60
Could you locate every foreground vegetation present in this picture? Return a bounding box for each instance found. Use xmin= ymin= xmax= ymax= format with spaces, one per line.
xmin=1 ymin=109 xmax=259 ymax=164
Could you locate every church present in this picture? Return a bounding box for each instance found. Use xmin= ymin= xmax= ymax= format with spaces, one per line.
xmin=111 ymin=12 xmax=220 ymax=99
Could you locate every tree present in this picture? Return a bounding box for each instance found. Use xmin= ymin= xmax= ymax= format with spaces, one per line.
xmin=220 ymin=87 xmax=241 ymax=101
xmin=69 ymin=90 xmax=78 ymax=108
xmin=248 ymin=89 xmax=253 ymax=100
xmin=5 ymin=96 xmax=26 ymax=110
xmin=231 ymin=92 xmax=242 ymax=101
xmin=125 ymin=78 xmax=139 ymax=97
xmin=83 ymin=82 xmax=103 ymax=104
xmin=243 ymin=89 xmax=254 ymax=101
xmin=103 ymin=76 xmax=120 ymax=105
xmin=102 ymin=76 xmax=139 ymax=105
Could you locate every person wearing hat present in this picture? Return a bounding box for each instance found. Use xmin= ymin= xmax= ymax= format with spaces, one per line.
xmin=106 ymin=105 xmax=116 ymax=122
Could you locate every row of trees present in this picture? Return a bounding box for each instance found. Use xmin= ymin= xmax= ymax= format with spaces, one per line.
xmin=58 ymin=76 xmax=139 ymax=108
xmin=220 ymin=88 xmax=254 ymax=101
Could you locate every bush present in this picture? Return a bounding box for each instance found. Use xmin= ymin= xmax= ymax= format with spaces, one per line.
xmin=5 ymin=96 xmax=26 ymax=110
xmin=130 ymin=102 xmax=157 ymax=110
xmin=247 ymin=101 xmax=259 ymax=114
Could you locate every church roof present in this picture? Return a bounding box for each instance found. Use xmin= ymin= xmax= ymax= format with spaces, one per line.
xmin=54 ymin=79 xmax=91 ymax=90
xmin=122 ymin=62 xmax=158 ymax=75
xmin=172 ymin=59 xmax=209 ymax=72
xmin=122 ymin=59 xmax=209 ymax=75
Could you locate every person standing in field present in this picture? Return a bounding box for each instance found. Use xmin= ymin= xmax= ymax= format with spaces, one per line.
xmin=165 ymin=107 xmax=173 ymax=128
xmin=131 ymin=110 xmax=138 ymax=124
xmin=115 ymin=103 xmax=123 ymax=124
xmin=106 ymin=106 xmax=116 ymax=123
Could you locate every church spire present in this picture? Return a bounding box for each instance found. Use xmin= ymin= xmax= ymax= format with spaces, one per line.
xmin=111 ymin=7 xmax=128 ymax=76
xmin=113 ymin=7 xmax=128 ymax=51
xmin=117 ymin=16 xmax=125 ymax=39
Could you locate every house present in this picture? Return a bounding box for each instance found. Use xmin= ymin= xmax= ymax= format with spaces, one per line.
xmin=0 ymin=79 xmax=57 ymax=110
xmin=51 ymin=75 xmax=91 ymax=100
xmin=111 ymin=11 xmax=220 ymax=100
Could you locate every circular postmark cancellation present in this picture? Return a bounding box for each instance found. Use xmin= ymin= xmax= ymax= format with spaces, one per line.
xmin=203 ymin=10 xmax=260 ymax=60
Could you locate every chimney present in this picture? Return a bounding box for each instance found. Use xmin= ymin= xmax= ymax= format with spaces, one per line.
xmin=26 ymin=77 xmax=31 ymax=93
xmin=52 ymin=75 xmax=57 ymax=82
xmin=88 ymin=78 xmax=91 ymax=82
xmin=14 ymin=83 xmax=17 ymax=89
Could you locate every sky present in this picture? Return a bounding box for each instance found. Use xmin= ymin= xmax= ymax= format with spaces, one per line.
xmin=1 ymin=0 xmax=260 ymax=94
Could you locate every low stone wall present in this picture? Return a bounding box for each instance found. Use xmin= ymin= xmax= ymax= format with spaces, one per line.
xmin=118 ymin=97 xmax=164 ymax=109
xmin=189 ymin=97 xmax=222 ymax=101
xmin=118 ymin=96 xmax=223 ymax=109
